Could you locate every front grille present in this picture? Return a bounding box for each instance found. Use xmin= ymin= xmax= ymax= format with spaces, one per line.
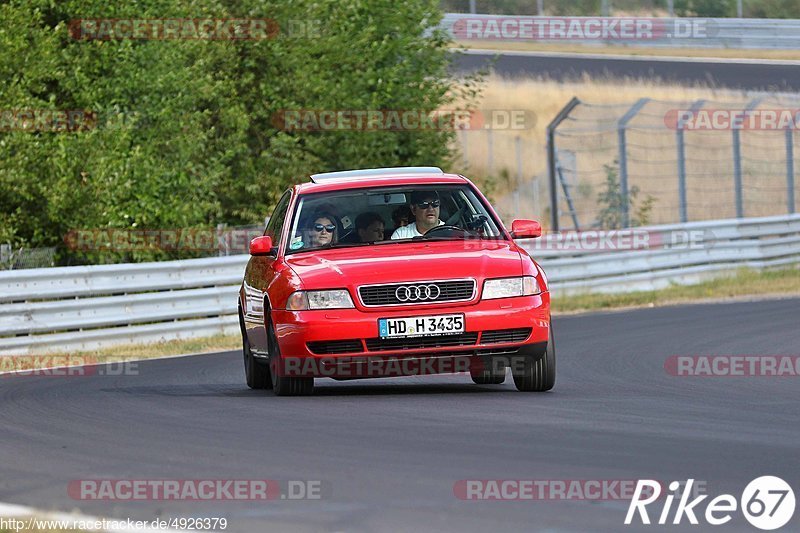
xmin=359 ymin=279 xmax=475 ymax=307
xmin=366 ymin=332 xmax=479 ymax=352
xmin=307 ymin=340 xmax=363 ymax=355
xmin=480 ymin=328 xmax=532 ymax=344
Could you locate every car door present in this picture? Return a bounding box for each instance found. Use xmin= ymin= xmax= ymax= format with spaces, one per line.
xmin=242 ymin=190 xmax=291 ymax=355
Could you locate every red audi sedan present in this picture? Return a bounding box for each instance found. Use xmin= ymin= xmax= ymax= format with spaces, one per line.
xmin=238 ymin=167 xmax=554 ymax=395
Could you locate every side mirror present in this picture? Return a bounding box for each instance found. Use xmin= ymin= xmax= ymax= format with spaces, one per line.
xmin=249 ymin=236 xmax=275 ymax=256
xmin=510 ymin=219 xmax=542 ymax=239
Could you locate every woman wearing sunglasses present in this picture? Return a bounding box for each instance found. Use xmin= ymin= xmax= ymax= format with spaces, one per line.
xmin=305 ymin=212 xmax=338 ymax=248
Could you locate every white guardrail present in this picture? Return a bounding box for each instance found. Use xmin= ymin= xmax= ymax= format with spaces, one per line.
xmin=1 ymin=214 xmax=799 ymax=354
xmin=441 ymin=14 xmax=800 ymax=50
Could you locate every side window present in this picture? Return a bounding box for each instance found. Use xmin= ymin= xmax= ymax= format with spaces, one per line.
xmin=264 ymin=191 xmax=291 ymax=246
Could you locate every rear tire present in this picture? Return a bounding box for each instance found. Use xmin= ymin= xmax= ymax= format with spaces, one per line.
xmin=267 ymin=318 xmax=314 ymax=396
xmin=243 ymin=333 xmax=271 ymax=389
xmin=512 ymin=328 xmax=556 ymax=392
xmin=470 ymin=356 xmax=506 ymax=384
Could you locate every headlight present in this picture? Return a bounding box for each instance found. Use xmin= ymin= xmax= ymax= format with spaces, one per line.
xmin=286 ymin=290 xmax=355 ymax=310
xmin=482 ymin=276 xmax=540 ymax=299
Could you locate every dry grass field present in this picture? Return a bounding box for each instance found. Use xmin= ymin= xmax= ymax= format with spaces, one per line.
xmin=451 ymin=74 xmax=800 ymax=227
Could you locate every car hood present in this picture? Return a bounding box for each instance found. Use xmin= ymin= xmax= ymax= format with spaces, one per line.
xmin=284 ymin=240 xmax=523 ymax=289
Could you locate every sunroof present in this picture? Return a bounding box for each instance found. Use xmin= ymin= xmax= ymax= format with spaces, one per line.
xmin=309 ymin=167 xmax=444 ymax=183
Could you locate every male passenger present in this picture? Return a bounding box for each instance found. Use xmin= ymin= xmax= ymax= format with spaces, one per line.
xmin=391 ymin=190 xmax=444 ymax=239
xmin=355 ymin=212 xmax=385 ymax=242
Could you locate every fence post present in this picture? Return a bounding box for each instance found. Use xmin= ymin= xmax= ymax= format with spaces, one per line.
xmin=787 ymin=127 xmax=796 ymax=215
xmin=618 ymin=98 xmax=650 ymax=228
xmin=546 ymin=97 xmax=581 ymax=232
xmin=216 ymin=223 xmax=227 ymax=257
xmin=676 ymin=99 xmax=705 ymax=223
xmin=733 ymin=97 xmax=764 ymax=219
xmin=0 ymin=244 xmax=9 ymax=268
xmin=514 ymin=136 xmax=523 ymax=216
xmin=732 ymin=129 xmax=743 ymax=218
xmin=460 ymin=128 xmax=468 ymax=169
xmin=487 ymin=128 xmax=494 ymax=175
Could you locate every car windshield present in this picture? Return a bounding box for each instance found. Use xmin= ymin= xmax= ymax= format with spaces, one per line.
xmin=285 ymin=185 xmax=504 ymax=253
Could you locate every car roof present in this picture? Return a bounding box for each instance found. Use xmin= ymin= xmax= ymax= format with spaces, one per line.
xmin=294 ymin=170 xmax=469 ymax=195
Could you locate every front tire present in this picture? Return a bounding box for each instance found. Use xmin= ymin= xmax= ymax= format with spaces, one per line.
xmin=512 ymin=327 xmax=556 ymax=392
xmin=267 ymin=319 xmax=314 ymax=396
xmin=470 ymin=356 xmax=506 ymax=384
xmin=243 ymin=333 xmax=271 ymax=389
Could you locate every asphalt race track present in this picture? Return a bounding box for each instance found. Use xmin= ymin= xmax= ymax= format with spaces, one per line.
xmin=453 ymin=50 xmax=800 ymax=92
xmin=1 ymin=297 xmax=799 ymax=532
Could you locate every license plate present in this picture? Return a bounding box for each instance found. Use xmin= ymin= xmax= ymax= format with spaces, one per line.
xmin=378 ymin=314 xmax=465 ymax=339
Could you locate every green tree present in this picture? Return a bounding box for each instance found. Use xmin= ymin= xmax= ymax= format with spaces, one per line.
xmin=0 ymin=0 xmax=479 ymax=263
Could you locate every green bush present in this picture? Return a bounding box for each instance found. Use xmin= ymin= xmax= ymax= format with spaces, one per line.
xmin=596 ymin=161 xmax=656 ymax=229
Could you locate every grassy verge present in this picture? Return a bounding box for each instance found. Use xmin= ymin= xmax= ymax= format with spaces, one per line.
xmin=452 ymin=41 xmax=800 ymax=60
xmin=49 ymin=332 xmax=241 ymax=360
xmin=1 ymin=333 xmax=240 ymax=373
xmin=552 ymin=267 xmax=800 ymax=313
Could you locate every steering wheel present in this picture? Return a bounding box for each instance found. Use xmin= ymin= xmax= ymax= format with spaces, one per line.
xmin=422 ymin=224 xmax=472 ymax=238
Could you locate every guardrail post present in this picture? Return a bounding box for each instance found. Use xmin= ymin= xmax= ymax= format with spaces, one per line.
xmin=676 ymin=99 xmax=705 ymax=223
xmin=733 ymin=97 xmax=764 ymax=219
xmin=786 ymin=127 xmax=795 ymax=215
xmin=546 ymin=97 xmax=581 ymax=232
xmin=618 ymin=98 xmax=650 ymax=228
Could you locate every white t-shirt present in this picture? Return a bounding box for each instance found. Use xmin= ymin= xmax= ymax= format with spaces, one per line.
xmin=390 ymin=220 xmax=444 ymax=239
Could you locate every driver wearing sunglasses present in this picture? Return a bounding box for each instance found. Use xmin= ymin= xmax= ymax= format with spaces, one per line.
xmin=390 ymin=190 xmax=444 ymax=240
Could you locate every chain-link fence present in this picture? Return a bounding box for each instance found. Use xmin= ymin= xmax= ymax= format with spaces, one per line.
xmin=0 ymin=244 xmax=57 ymax=270
xmin=546 ymin=95 xmax=800 ymax=231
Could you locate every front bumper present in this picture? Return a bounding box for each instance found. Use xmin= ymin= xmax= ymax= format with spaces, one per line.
xmin=270 ymin=293 xmax=550 ymax=378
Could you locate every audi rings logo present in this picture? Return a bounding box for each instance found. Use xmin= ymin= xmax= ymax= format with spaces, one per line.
xmin=395 ymin=284 xmax=441 ymax=302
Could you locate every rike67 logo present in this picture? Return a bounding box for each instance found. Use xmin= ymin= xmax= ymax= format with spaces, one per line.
xmin=626 ymin=477 xmax=795 ymax=530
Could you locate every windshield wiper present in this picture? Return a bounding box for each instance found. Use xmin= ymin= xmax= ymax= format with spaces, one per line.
xmin=325 ymin=241 xmax=373 ymax=248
